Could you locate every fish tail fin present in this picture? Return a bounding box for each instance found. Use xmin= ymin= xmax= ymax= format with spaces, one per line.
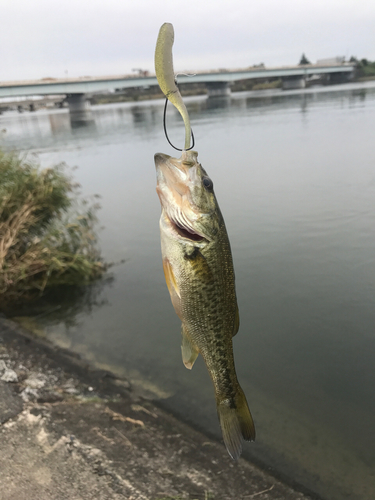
xmin=216 ymin=387 xmax=255 ymax=460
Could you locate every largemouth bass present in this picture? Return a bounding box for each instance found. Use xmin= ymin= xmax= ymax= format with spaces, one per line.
xmin=155 ymin=149 xmax=255 ymax=459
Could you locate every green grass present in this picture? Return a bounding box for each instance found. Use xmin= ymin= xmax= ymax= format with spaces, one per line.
xmin=0 ymin=149 xmax=107 ymax=305
xmin=359 ymin=59 xmax=375 ymax=77
xmin=350 ymin=58 xmax=375 ymax=80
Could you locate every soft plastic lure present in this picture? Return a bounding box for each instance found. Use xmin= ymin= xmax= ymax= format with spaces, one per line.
xmin=155 ymin=22 xmax=192 ymax=150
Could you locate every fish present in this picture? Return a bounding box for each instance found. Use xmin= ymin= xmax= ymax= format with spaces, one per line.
xmin=155 ymin=149 xmax=255 ymax=459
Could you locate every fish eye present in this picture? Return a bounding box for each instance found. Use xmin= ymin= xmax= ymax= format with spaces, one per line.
xmin=202 ymin=176 xmax=213 ymax=191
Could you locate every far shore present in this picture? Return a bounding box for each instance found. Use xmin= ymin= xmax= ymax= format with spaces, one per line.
xmin=1 ymin=75 xmax=374 ymax=113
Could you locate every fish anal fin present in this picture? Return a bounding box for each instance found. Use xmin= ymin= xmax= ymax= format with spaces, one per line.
xmin=181 ymin=326 xmax=199 ymax=370
xmin=163 ymin=258 xmax=180 ymax=298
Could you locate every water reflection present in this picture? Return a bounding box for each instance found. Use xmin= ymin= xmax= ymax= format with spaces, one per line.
xmin=49 ymin=112 xmax=71 ymax=135
xmin=205 ymin=95 xmax=231 ymax=110
xmin=349 ymin=88 xmax=367 ymax=102
xmin=1 ymin=83 xmax=374 ymax=153
xmin=241 ymin=85 xmax=374 ymax=114
xmin=131 ymin=106 xmax=148 ymax=124
xmin=4 ymin=276 xmax=114 ymax=330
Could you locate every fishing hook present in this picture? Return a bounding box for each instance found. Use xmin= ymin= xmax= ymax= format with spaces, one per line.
xmin=163 ymin=80 xmax=195 ymax=152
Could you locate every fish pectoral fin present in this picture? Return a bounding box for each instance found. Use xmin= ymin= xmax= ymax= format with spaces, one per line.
xmin=183 ymin=247 xmax=213 ymax=283
xmin=163 ymin=258 xmax=180 ymax=298
xmin=232 ymin=304 xmax=240 ymax=337
xmin=181 ymin=326 xmax=199 ymax=370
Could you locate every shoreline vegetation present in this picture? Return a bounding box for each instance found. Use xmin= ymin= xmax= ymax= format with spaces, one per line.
xmin=0 ymin=150 xmax=107 ymax=309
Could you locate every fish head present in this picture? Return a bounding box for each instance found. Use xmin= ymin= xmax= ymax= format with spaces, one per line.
xmin=155 ymin=150 xmax=221 ymax=243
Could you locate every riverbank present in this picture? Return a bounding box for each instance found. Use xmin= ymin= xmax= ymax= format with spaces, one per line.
xmin=0 ymin=316 xmax=316 ymax=500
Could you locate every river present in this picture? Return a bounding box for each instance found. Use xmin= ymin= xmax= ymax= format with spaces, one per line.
xmin=1 ymin=81 xmax=375 ymax=500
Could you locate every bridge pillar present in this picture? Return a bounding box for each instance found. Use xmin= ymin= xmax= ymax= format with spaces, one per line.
xmin=205 ymin=82 xmax=231 ymax=97
xmin=66 ymin=93 xmax=94 ymax=127
xmin=282 ymin=76 xmax=306 ymax=90
xmin=326 ymin=72 xmax=352 ymax=85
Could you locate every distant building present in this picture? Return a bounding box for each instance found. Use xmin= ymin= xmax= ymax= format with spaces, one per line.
xmin=316 ymin=57 xmax=345 ymax=65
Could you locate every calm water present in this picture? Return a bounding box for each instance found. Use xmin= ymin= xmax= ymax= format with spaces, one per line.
xmin=1 ymin=82 xmax=375 ymax=500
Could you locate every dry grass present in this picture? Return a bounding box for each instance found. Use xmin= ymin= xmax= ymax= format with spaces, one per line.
xmin=0 ymin=149 xmax=106 ymax=304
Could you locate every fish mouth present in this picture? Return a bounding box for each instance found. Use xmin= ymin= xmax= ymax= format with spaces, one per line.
xmin=155 ymin=152 xmax=209 ymax=243
xmin=161 ymin=208 xmax=209 ymax=243
xmin=165 ymin=212 xmax=207 ymax=242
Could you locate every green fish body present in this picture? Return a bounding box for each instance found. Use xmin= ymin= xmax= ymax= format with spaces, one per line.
xmin=155 ymin=150 xmax=255 ymax=459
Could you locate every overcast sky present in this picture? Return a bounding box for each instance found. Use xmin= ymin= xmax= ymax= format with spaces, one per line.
xmin=2 ymin=0 xmax=374 ymax=82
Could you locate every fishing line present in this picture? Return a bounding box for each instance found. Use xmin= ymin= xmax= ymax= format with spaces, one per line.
xmin=163 ymin=80 xmax=195 ymax=151
xmin=163 ymin=97 xmax=195 ymax=151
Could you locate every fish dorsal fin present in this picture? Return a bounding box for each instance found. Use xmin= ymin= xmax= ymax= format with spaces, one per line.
xmin=163 ymin=258 xmax=180 ymax=298
xmin=232 ymin=305 xmax=240 ymax=337
xmin=181 ymin=325 xmax=199 ymax=370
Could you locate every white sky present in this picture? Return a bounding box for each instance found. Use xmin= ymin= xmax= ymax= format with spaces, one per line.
xmin=2 ymin=0 xmax=374 ymax=81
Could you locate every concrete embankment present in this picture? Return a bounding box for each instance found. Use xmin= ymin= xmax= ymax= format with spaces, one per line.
xmin=0 ymin=317 xmax=315 ymax=500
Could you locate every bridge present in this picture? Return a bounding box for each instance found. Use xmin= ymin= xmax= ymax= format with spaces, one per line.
xmin=0 ymin=63 xmax=355 ymax=126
